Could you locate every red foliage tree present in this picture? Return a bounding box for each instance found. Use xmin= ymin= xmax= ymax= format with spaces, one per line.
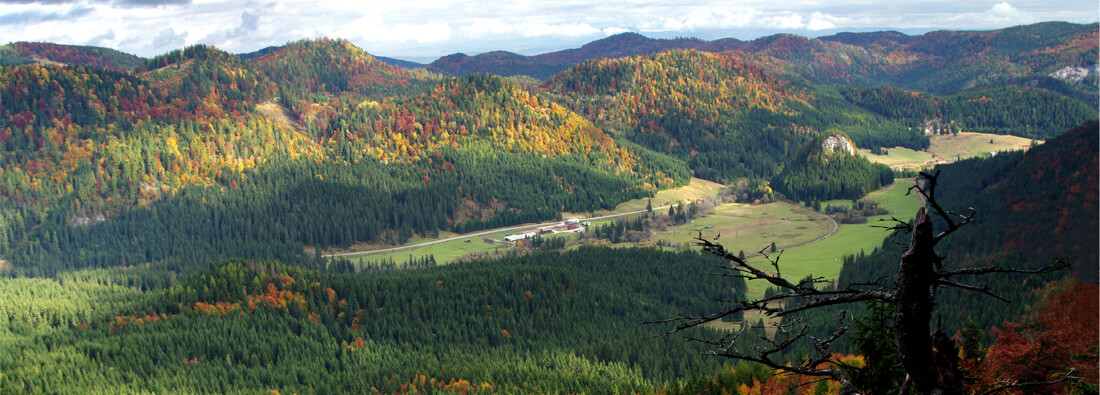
xmin=968 ymin=280 xmax=1099 ymax=394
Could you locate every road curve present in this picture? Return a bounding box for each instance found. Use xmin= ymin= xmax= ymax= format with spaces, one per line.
xmin=781 ymin=209 xmax=839 ymax=251
xmin=324 ymin=204 xmax=681 ymax=258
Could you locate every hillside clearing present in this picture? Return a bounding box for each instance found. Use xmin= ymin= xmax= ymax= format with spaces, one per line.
xmin=860 ymin=132 xmax=1038 ymax=170
xmin=928 ymin=132 xmax=1036 ymax=160
xmin=256 ymin=101 xmax=305 ymax=133
xmin=653 ymin=203 xmax=834 ymax=252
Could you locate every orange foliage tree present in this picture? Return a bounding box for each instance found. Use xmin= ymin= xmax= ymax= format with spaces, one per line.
xmin=965 ymin=280 xmax=1099 ymax=394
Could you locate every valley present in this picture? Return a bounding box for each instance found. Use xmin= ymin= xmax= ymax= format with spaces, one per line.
xmin=0 ymin=19 xmax=1096 ymax=394
xmin=327 ymin=177 xmax=726 ymax=262
xmin=340 ymin=177 xmax=922 ymax=304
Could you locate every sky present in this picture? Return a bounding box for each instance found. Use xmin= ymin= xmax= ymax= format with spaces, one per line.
xmin=1 ymin=0 xmax=1097 ymax=63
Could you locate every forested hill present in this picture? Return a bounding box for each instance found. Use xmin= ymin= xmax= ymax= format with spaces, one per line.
xmin=740 ymin=21 xmax=1098 ymax=94
xmin=426 ymin=33 xmax=708 ymax=79
xmin=889 ymin=121 xmax=1096 ymax=279
xmin=0 ymin=42 xmax=142 ymax=71
xmin=548 ymin=50 xmax=800 ymax=183
xmin=771 ymin=131 xmax=894 ymax=202
xmin=425 ymin=22 xmax=1097 ymax=98
xmin=253 ymin=38 xmax=439 ymax=98
xmin=934 ymin=121 xmax=1099 ymax=282
xmin=0 ymin=39 xmax=689 ymax=276
xmin=544 ymin=49 xmax=1089 ymax=185
xmin=0 ymin=248 xmax=759 ymax=393
xmin=839 ymin=85 xmax=1098 ymax=139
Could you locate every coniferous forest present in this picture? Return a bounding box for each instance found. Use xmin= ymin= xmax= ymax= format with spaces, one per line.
xmin=0 ymin=20 xmax=1097 ymax=394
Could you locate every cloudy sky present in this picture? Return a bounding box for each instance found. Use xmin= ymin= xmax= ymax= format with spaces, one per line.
xmin=1 ymin=0 xmax=1096 ymax=62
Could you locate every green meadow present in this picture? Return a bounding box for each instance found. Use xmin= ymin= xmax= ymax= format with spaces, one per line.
xmin=860 ymin=132 xmax=1037 ymax=170
xmin=739 ymin=179 xmax=922 ymax=298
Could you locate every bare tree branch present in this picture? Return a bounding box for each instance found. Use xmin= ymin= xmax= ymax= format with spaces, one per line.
xmin=911 ymin=171 xmax=977 ymax=244
xmin=694 ymin=237 xmax=804 ymax=291
xmin=873 ymin=216 xmax=914 ymax=233
xmin=934 ymin=279 xmax=1010 ymax=303
xmin=980 ymin=369 xmax=1078 ymax=395
xmin=939 ymin=259 xmax=1070 ymax=278
xmin=688 ymin=317 xmax=857 ymax=393
xmin=776 ymin=291 xmax=894 ymax=317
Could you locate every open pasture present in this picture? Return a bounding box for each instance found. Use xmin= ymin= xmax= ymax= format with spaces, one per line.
xmin=860 ymin=132 xmax=1037 ymax=170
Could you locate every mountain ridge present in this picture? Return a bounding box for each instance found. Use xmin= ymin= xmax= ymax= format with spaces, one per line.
xmin=421 ymin=21 xmax=1097 ymax=96
xmin=7 ymin=21 xmax=1095 ymax=98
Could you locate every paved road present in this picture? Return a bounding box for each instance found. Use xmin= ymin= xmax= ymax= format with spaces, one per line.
xmin=324 ymin=204 xmax=681 ymax=258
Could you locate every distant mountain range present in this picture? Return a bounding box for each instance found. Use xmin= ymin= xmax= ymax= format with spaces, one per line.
xmin=5 ymin=21 xmax=1095 ymax=97
xmin=422 ymin=22 xmax=1098 ymax=95
xmin=375 ymin=56 xmax=426 ymax=69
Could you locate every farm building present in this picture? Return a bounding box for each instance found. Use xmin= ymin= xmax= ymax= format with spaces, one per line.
xmin=504 ymin=232 xmax=537 ymax=242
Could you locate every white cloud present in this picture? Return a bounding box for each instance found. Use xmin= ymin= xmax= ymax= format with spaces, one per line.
xmin=990 ymin=2 xmax=1021 ymax=17
xmin=152 ymin=27 xmax=186 ymax=50
xmin=638 ymin=6 xmax=762 ymax=32
xmin=519 ymin=22 xmax=601 ymax=37
xmin=461 ymin=20 xmax=602 ymax=39
xmin=636 ymin=6 xmax=845 ymax=32
xmin=391 ymin=21 xmax=454 ymax=43
xmin=982 ymin=1 xmax=1033 ymax=24
xmin=806 ymin=12 xmax=839 ymax=30
xmin=602 ymin=26 xmax=629 ymax=35
xmin=462 ymin=18 xmax=515 ymax=37
xmin=761 ymin=13 xmax=806 ymax=29
xmin=87 ymin=29 xmax=116 ymax=46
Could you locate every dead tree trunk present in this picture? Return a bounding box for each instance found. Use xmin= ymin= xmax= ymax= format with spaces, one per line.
xmin=894 ymin=208 xmax=962 ymax=395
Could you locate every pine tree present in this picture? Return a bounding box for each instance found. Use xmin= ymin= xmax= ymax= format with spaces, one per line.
xmin=845 ymin=301 xmax=905 ymax=393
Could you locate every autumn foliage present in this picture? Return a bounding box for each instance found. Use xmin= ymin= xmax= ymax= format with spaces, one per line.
xmin=663 ymin=355 xmax=867 ymax=395
xmin=965 ymin=280 xmax=1099 ymax=394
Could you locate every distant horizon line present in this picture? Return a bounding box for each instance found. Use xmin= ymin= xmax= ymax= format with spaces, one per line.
xmin=6 ymin=19 xmax=1097 ymax=65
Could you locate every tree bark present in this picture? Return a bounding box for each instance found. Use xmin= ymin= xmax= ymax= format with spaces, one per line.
xmin=894 ymin=208 xmax=935 ymax=392
xmin=894 ymin=208 xmax=961 ymax=394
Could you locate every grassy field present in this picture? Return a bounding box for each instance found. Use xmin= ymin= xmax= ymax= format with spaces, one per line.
xmin=857 ymin=146 xmax=934 ymax=169
xmin=335 ymin=176 xmax=921 ymax=288
xmin=351 ymin=233 xmax=508 ymax=267
xmin=860 ymin=132 xmax=1037 ymax=170
xmin=928 ymin=132 xmax=1035 ymax=160
xmin=342 ymin=178 xmax=728 ymax=266
xmin=737 ymin=179 xmax=922 ymax=298
xmin=650 ymin=203 xmax=834 ymax=253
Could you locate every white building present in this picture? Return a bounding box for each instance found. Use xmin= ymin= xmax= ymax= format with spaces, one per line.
xmin=504 ymin=232 xmax=537 ymax=242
